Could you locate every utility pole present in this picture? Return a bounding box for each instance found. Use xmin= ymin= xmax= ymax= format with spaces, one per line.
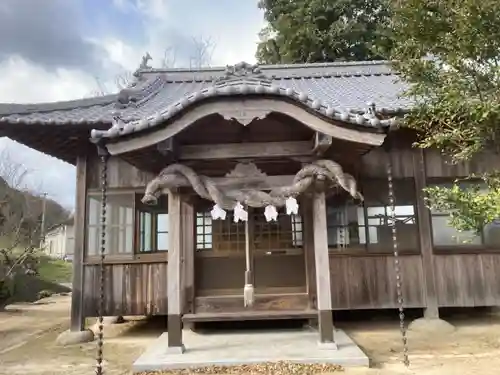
xmin=40 ymin=192 xmax=47 ymax=248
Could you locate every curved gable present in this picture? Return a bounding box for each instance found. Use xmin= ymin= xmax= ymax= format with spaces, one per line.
xmin=92 ymin=68 xmax=397 ymax=144
xmin=104 ymin=96 xmax=387 ymax=155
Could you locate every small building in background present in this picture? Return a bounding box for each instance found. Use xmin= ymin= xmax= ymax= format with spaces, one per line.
xmin=43 ymin=217 xmax=75 ymax=261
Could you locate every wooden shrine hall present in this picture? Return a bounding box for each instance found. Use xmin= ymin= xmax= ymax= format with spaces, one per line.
xmin=1 ymin=59 xmax=500 ymax=353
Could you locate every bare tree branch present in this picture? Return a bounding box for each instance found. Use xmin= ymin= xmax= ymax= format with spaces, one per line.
xmin=189 ymin=35 xmax=216 ymax=69
xmin=89 ymin=35 xmax=218 ymax=97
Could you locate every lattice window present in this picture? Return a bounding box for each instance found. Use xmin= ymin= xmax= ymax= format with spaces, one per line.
xmin=196 ymin=211 xmax=212 ymax=250
xmin=194 ymin=202 xmax=302 ymax=253
xmin=211 ymin=212 xmax=246 ymax=252
xmin=195 ymin=204 xmax=245 ymax=253
xmin=253 ymin=210 xmax=303 ymax=252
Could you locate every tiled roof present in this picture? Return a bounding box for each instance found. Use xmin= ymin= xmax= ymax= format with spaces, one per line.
xmin=0 ymin=61 xmax=411 ymax=139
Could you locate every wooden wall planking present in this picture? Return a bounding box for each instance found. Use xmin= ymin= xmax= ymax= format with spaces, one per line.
xmin=361 ymin=148 xmax=415 ymax=178
xmin=79 ymin=145 xmax=500 ymax=318
xmin=329 ymin=255 xmax=425 ymax=309
xmin=424 ymin=149 xmax=500 ymax=178
xmin=81 ymin=253 xmax=500 ymax=317
xmin=83 ymin=263 xmax=168 ymax=317
xmin=87 ymin=155 xmax=154 ymax=189
xmin=361 ymin=147 xmax=500 ymax=179
xmin=434 ymin=254 xmax=500 ymax=307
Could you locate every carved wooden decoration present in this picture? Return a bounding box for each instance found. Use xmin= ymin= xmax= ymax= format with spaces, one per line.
xmin=224 ymin=162 xmax=268 ymax=189
xmin=225 ymin=162 xmax=267 ymax=179
xmin=313 ymin=132 xmax=333 ymax=156
xmin=219 ymin=108 xmax=271 ymax=126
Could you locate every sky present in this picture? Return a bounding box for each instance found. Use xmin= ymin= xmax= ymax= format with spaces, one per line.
xmin=0 ymin=0 xmax=266 ymax=209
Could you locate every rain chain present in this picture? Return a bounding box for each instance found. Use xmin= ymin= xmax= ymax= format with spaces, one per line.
xmin=96 ymin=149 xmax=108 ymax=375
xmin=386 ymin=151 xmax=410 ymax=367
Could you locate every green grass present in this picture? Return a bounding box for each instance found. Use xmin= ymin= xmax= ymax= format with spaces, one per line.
xmin=37 ymin=256 xmax=73 ymax=284
xmin=1 ymin=252 xmax=73 ymax=306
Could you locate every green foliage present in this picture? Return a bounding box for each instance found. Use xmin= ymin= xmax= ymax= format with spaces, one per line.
xmin=256 ymin=0 xmax=393 ymax=64
xmin=424 ymin=175 xmax=500 ymax=233
xmin=387 ymin=0 xmax=500 ymax=160
xmin=386 ymin=0 xmax=500 ymax=232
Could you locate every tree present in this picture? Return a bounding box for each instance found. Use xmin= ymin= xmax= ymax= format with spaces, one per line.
xmin=0 ymin=151 xmax=69 ymax=305
xmin=256 ymin=0 xmax=394 ymax=64
xmin=188 ymin=35 xmax=216 ymax=69
xmin=386 ymin=0 xmax=500 ymax=233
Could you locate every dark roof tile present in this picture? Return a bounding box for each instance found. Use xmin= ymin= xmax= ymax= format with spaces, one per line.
xmin=0 ymin=61 xmax=410 ymax=138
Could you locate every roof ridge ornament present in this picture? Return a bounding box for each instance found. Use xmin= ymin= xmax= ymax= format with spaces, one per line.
xmin=216 ymin=61 xmax=271 ymax=84
xmin=133 ymin=52 xmax=153 ymax=77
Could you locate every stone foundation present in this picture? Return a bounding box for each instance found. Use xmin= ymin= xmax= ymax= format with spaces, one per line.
xmin=408 ymin=318 xmax=455 ymax=334
xmin=56 ymin=329 xmax=95 ymax=346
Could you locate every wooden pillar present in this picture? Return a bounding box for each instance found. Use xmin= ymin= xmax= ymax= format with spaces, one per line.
xmin=167 ymin=191 xmax=184 ymax=352
xmin=181 ymin=199 xmax=195 ymax=314
xmin=413 ymin=149 xmax=439 ymax=318
xmin=312 ymin=191 xmax=336 ymax=347
xmin=70 ymin=155 xmax=88 ymax=332
xmin=303 ymin=197 xmax=317 ymax=310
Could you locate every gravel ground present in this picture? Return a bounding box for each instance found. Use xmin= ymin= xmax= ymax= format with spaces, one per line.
xmin=1 ymin=295 xmax=500 ymax=375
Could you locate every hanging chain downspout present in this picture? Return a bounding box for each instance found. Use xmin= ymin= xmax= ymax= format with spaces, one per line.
xmin=96 ymin=145 xmax=108 ymax=375
xmin=386 ymin=150 xmax=410 ymax=367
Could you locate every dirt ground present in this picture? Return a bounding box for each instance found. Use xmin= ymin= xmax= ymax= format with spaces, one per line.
xmin=1 ymin=294 xmax=500 ymax=375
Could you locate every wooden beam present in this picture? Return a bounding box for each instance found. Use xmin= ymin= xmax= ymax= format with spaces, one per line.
xmin=106 ymin=98 xmax=387 ymax=155
xmin=167 ymin=191 xmax=184 ymax=352
xmin=413 ymin=148 xmax=439 ymax=318
xmin=179 ymin=141 xmax=313 ymax=161
xmin=157 ymin=138 xmax=178 ymax=162
xmin=70 ymin=154 xmax=88 ymax=332
xmin=313 ymin=132 xmax=333 ymax=156
xmin=312 ymin=191 xmax=336 ymax=347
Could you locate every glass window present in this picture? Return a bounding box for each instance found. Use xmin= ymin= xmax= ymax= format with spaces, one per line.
xmin=156 ymin=213 xmax=169 ymax=251
xmin=327 ymin=179 xmax=419 ymax=252
xmin=137 ymin=195 xmax=169 ymax=252
xmin=139 ymin=211 xmax=153 ymax=252
xmin=86 ymin=193 xmax=134 ymax=256
xmin=326 ymin=202 xmax=365 ymax=249
xmin=429 ymin=182 xmax=500 ymax=248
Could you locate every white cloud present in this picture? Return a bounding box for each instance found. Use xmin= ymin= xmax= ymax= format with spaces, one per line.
xmin=92 ymin=37 xmax=143 ymax=73
xmin=0 ymin=56 xmax=98 ymax=208
xmin=108 ymin=0 xmax=265 ymax=68
xmin=0 ymin=55 xmax=98 ymax=103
